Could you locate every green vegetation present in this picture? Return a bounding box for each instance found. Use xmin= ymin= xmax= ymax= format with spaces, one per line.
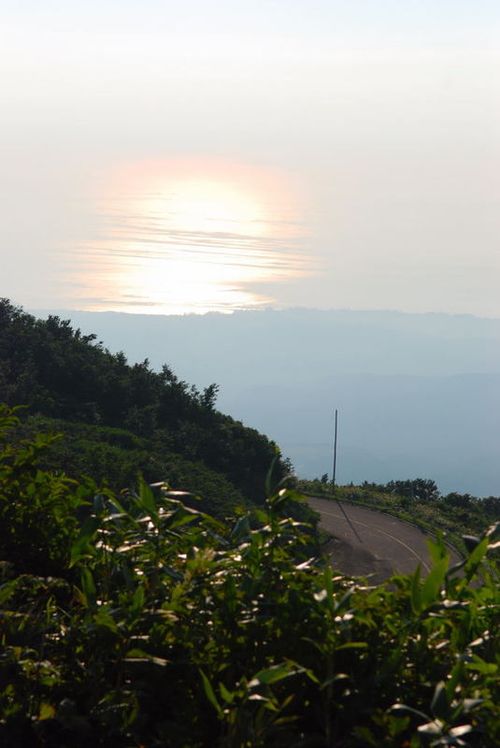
xmin=300 ymin=478 xmax=500 ymax=553
xmin=1 ymin=301 xmax=499 ymax=745
xmin=1 ymin=408 xmax=499 ymax=747
xmin=0 ymin=299 xmax=290 ymax=513
xmin=13 ymin=416 xmax=247 ymax=519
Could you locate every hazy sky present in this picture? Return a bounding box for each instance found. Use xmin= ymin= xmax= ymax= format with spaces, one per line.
xmin=2 ymin=1 xmax=499 ymax=315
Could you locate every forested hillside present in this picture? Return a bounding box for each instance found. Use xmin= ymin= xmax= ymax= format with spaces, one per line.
xmin=0 ymin=299 xmax=289 ymax=512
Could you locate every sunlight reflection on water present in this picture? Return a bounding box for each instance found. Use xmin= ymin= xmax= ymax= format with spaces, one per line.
xmin=68 ymin=161 xmax=310 ymax=314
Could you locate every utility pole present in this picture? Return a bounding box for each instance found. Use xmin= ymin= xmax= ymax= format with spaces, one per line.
xmin=331 ymin=408 xmax=338 ymax=492
xmin=330 ymin=407 xmax=362 ymax=543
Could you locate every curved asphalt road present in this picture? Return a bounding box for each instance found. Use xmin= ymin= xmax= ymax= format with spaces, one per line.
xmin=309 ymin=497 xmax=461 ymax=582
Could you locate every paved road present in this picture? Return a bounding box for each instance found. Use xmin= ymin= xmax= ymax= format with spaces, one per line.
xmin=309 ymin=496 xmax=461 ymax=582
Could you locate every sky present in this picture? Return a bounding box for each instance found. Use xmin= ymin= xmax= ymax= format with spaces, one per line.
xmin=2 ymin=1 xmax=500 ymax=316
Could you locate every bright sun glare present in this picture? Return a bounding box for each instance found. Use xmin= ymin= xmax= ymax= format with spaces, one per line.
xmin=71 ymin=160 xmax=308 ymax=314
xmin=157 ymin=179 xmax=266 ymax=236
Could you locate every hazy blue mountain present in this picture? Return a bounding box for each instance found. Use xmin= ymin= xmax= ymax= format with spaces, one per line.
xmin=32 ymin=308 xmax=500 ymax=495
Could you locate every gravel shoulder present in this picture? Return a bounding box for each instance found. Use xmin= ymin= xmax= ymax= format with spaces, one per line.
xmin=309 ymin=496 xmax=461 ymax=582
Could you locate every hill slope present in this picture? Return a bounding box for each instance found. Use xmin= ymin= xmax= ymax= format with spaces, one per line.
xmin=0 ymin=299 xmax=289 ymax=510
xmin=30 ymin=307 xmax=500 ymax=494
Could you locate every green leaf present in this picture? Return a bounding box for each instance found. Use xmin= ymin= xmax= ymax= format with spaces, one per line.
xmin=138 ymin=479 xmax=159 ymax=521
xmin=390 ymin=703 xmax=430 ymax=722
xmin=466 ymin=656 xmax=498 ymax=675
xmin=0 ymin=581 xmax=15 ymax=606
xmin=421 ymin=556 xmax=448 ymax=609
xmin=231 ymin=515 xmax=251 ymax=541
xmin=249 ymin=662 xmax=298 ymax=687
xmin=124 ymin=647 xmax=149 ymax=658
xmin=200 ymin=670 xmax=222 ymax=716
xmin=80 ymin=567 xmax=96 ymax=606
xmin=94 ymin=609 xmax=118 ymax=633
xmin=333 ymin=587 xmax=354 ymax=613
xmin=124 ymin=650 xmax=169 ymax=667
xmin=131 ymin=585 xmax=145 ymax=615
xmin=219 ymin=682 xmax=234 ymax=704
xmin=107 ymin=494 xmax=129 ymax=517
xmin=265 ymin=455 xmax=280 ymax=499
xmin=410 ymin=564 xmax=422 ymax=614
xmin=427 ymin=536 xmax=448 ymax=566
xmin=169 ymin=508 xmax=198 ymax=531
xmin=445 ymin=662 xmax=464 ymax=701
xmin=38 ymin=702 xmax=56 ymax=720
xmin=430 ymin=682 xmax=449 ymax=720
xmin=319 ymin=673 xmax=349 ymax=690
xmin=336 ymin=642 xmax=368 ymax=651
xmin=70 ymin=517 xmax=99 ymax=567
xmin=464 ymin=537 xmax=489 ymax=577
xmin=319 ymin=565 xmax=334 ymax=612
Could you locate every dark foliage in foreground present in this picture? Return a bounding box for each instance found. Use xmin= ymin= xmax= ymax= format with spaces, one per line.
xmin=1 ymin=408 xmax=499 ymax=747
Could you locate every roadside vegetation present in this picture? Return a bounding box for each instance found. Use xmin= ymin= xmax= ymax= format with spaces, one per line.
xmin=1 ymin=407 xmax=499 ymax=747
xmin=300 ymin=477 xmax=500 ymax=555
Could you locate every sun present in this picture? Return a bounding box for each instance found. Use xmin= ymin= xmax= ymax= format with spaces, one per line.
xmin=71 ymin=159 xmax=309 ymax=314
xmin=151 ymin=178 xmax=266 ymax=237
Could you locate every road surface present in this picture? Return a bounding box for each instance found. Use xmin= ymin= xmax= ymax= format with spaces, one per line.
xmin=309 ymin=496 xmax=461 ymax=582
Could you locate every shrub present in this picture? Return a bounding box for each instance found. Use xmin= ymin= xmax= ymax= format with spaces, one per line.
xmin=0 ymin=410 xmax=498 ymax=746
xmin=0 ymin=406 xmax=92 ymax=575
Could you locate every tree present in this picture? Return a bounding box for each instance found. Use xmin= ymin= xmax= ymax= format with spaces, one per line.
xmin=386 ymin=478 xmax=439 ymax=502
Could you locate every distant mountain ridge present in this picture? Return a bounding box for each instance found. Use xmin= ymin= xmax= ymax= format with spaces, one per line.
xmin=32 ymin=307 xmax=500 ymax=378
xmin=30 ymin=307 xmax=500 ymax=495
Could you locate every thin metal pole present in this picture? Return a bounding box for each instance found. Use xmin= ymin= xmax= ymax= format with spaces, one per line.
xmin=332 ymin=408 xmax=338 ymax=491
xmin=331 ymin=408 xmax=363 ymax=543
